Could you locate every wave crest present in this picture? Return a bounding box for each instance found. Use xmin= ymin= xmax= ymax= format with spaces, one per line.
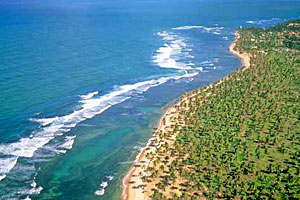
xmin=0 ymin=72 xmax=199 ymax=182
xmin=172 ymin=25 xmax=224 ymax=35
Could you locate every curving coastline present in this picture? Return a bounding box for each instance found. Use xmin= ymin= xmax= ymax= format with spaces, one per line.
xmin=121 ymin=31 xmax=250 ymax=200
xmin=121 ymin=100 xmax=185 ymax=200
xmin=229 ymin=32 xmax=250 ymax=70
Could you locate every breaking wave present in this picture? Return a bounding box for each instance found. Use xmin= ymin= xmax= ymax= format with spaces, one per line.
xmin=95 ymin=175 xmax=114 ymax=196
xmin=80 ymin=91 xmax=99 ymax=100
xmin=172 ymin=25 xmax=224 ymax=35
xmin=0 ymin=26 xmax=207 ymax=199
xmin=153 ymin=31 xmax=203 ymax=71
xmin=0 ymin=25 xmax=216 ymax=184
xmin=0 ymin=71 xmax=199 ymax=182
xmin=246 ymin=18 xmax=283 ymax=27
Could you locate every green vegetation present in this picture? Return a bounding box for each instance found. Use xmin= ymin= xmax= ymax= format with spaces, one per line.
xmin=145 ymin=19 xmax=300 ymax=199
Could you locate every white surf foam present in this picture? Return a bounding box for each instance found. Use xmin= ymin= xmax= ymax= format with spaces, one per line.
xmin=0 ymin=71 xmax=199 ymax=181
xmin=153 ymin=29 xmax=222 ymax=73
xmin=94 ymin=175 xmax=114 ymax=196
xmin=153 ymin=32 xmax=197 ymax=71
xmin=100 ymin=181 xmax=108 ymax=188
xmin=30 ymin=117 xmax=59 ymax=127
xmin=196 ymin=67 xmax=203 ymax=71
xmin=172 ymin=25 xmax=224 ymax=35
xmin=157 ymin=31 xmax=175 ymax=41
xmin=246 ymin=20 xmax=255 ymax=24
xmin=13 ymin=173 xmax=43 ymax=199
xmin=106 ymin=175 xmax=114 ymax=181
xmin=246 ymin=18 xmax=282 ymax=26
xmin=0 ymin=175 xmax=6 ymax=181
xmin=59 ymin=136 xmax=76 ymax=150
xmin=18 ymin=173 xmax=43 ymax=199
xmin=17 ymin=185 xmax=43 ymax=196
xmin=200 ymin=58 xmax=219 ymax=66
xmin=80 ymin=91 xmax=99 ymax=100
xmin=0 ymin=156 xmax=18 ymax=182
xmin=95 ymin=188 xmax=105 ymax=196
xmin=0 ymin=27 xmax=205 ymax=186
xmin=172 ymin=25 xmax=204 ymax=30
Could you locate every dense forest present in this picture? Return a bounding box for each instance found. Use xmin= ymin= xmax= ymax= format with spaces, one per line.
xmin=142 ymin=19 xmax=300 ymax=199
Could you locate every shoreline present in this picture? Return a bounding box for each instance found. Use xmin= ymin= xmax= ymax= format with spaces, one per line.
xmin=121 ymin=31 xmax=250 ymax=200
xmin=121 ymin=99 xmax=183 ymax=200
xmin=229 ymin=31 xmax=250 ymax=70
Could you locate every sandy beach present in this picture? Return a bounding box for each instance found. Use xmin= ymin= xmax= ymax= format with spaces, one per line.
xmin=229 ymin=32 xmax=251 ymax=70
xmin=121 ymin=100 xmax=185 ymax=200
xmin=121 ymin=31 xmax=250 ymax=200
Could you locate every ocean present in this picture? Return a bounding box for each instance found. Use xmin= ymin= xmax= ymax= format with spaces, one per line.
xmin=0 ymin=0 xmax=299 ymax=199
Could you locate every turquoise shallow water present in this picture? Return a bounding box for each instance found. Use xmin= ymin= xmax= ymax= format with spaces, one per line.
xmin=0 ymin=0 xmax=299 ymax=199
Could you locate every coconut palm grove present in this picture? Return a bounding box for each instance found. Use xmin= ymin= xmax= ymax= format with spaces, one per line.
xmin=137 ymin=19 xmax=300 ymax=199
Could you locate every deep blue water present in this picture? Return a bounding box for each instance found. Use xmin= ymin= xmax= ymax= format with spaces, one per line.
xmin=0 ymin=0 xmax=299 ymax=199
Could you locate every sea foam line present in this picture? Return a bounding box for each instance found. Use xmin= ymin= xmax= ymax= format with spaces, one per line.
xmin=59 ymin=136 xmax=76 ymax=150
xmin=153 ymin=31 xmax=199 ymax=71
xmin=0 ymin=27 xmax=204 ymax=188
xmin=172 ymin=25 xmax=224 ymax=35
xmin=246 ymin=18 xmax=283 ymax=26
xmin=0 ymin=72 xmax=199 ymax=182
xmin=80 ymin=91 xmax=99 ymax=100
